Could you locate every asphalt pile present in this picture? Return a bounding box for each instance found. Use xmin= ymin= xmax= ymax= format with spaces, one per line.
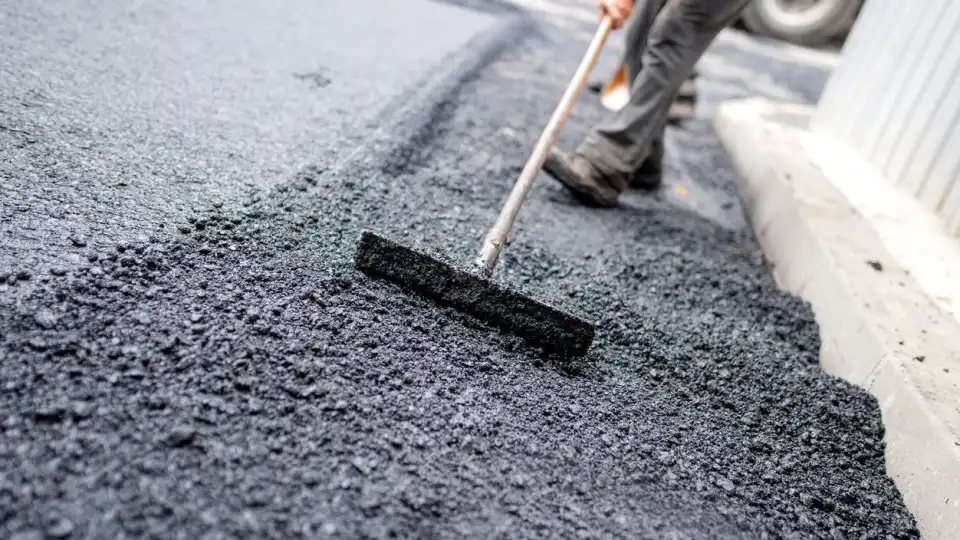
xmin=1 ymin=8 xmax=918 ymax=540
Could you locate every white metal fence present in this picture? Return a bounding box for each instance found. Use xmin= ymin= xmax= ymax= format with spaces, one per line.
xmin=812 ymin=0 xmax=960 ymax=235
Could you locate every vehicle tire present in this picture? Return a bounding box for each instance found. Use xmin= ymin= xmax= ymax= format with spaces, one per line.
xmin=740 ymin=0 xmax=861 ymax=46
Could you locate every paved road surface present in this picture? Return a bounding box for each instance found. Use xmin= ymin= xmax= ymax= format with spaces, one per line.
xmin=0 ymin=2 xmax=917 ymax=539
xmin=0 ymin=0 xmax=495 ymax=271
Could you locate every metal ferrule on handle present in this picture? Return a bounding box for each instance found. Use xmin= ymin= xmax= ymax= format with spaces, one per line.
xmin=476 ymin=16 xmax=614 ymax=277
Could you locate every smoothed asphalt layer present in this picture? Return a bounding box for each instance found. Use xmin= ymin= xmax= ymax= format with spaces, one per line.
xmin=1 ymin=2 xmax=917 ymax=539
xmin=0 ymin=0 xmax=495 ymax=271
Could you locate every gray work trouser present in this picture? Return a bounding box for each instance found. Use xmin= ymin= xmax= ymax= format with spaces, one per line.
xmin=579 ymin=0 xmax=749 ymax=176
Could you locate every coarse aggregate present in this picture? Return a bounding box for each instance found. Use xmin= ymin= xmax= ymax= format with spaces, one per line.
xmin=1 ymin=2 xmax=918 ymax=539
xmin=0 ymin=0 xmax=496 ymax=272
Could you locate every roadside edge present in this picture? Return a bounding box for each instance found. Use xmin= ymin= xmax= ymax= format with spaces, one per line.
xmin=714 ymin=96 xmax=960 ymax=540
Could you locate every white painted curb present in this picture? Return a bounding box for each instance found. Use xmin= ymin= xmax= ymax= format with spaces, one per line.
xmin=715 ymin=97 xmax=960 ymax=540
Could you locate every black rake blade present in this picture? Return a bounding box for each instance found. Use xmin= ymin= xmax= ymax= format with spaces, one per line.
xmin=354 ymin=230 xmax=595 ymax=358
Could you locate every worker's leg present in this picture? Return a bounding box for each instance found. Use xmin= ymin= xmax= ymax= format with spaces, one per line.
xmin=588 ymin=0 xmax=667 ymax=94
xmin=622 ymin=0 xmax=669 ymax=86
xmin=579 ymin=0 xmax=750 ymax=178
xmin=542 ymin=0 xmax=748 ymax=206
xmin=623 ymin=0 xmax=691 ymax=189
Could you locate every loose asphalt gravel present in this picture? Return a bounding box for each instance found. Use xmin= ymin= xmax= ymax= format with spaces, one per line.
xmin=0 ymin=0 xmax=496 ymax=272
xmin=1 ymin=1 xmax=919 ymax=539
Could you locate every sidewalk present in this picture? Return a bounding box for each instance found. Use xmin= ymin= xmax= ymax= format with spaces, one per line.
xmin=715 ymin=97 xmax=960 ymax=540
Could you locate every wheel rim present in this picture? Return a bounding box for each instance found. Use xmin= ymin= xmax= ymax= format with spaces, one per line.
xmin=771 ymin=0 xmax=821 ymax=12
xmin=759 ymin=0 xmax=840 ymax=28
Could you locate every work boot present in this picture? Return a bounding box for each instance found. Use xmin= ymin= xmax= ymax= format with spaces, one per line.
xmin=666 ymin=77 xmax=698 ymax=125
xmin=677 ymin=77 xmax=697 ymax=103
xmin=667 ymin=100 xmax=696 ymax=126
xmin=627 ymin=139 xmax=663 ymax=190
xmin=542 ymin=149 xmax=622 ymax=207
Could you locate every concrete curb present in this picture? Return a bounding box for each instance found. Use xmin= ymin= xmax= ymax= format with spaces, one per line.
xmin=715 ymin=97 xmax=960 ymax=540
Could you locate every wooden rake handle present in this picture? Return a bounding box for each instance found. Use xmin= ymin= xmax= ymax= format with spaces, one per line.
xmin=477 ymin=16 xmax=614 ymax=276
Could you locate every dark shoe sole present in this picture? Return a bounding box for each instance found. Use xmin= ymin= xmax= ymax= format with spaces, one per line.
xmin=542 ymin=152 xmax=618 ymax=208
xmin=676 ymin=78 xmax=697 ymax=103
xmin=628 ymin=140 xmax=664 ymax=190
xmin=627 ymin=171 xmax=663 ymax=191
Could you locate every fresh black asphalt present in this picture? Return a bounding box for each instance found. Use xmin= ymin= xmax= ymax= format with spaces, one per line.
xmin=1 ymin=1 xmax=918 ymax=538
